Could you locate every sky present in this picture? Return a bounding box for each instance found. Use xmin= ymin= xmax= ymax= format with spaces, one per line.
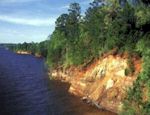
xmin=0 ymin=0 xmax=92 ymax=43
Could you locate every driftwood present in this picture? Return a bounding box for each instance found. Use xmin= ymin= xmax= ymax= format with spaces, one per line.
xmin=81 ymin=96 xmax=103 ymax=110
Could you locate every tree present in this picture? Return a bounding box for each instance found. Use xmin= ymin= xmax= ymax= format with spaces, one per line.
xmin=68 ymin=2 xmax=81 ymax=20
xmin=55 ymin=13 xmax=69 ymax=35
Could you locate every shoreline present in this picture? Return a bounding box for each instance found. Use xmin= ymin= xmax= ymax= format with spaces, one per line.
xmin=49 ymin=79 xmax=117 ymax=115
xmin=50 ymin=54 xmax=141 ymax=114
xmin=16 ymin=51 xmax=43 ymax=58
xmin=14 ymin=50 xmax=141 ymax=114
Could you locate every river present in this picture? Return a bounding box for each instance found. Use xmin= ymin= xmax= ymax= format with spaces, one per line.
xmin=0 ymin=47 xmax=116 ymax=115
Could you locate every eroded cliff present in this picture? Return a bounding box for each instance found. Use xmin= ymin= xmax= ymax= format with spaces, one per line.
xmin=51 ymin=54 xmax=141 ymax=113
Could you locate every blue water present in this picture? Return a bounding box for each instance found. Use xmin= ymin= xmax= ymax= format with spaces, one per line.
xmin=0 ymin=48 xmax=115 ymax=115
xmin=0 ymin=48 xmax=50 ymax=115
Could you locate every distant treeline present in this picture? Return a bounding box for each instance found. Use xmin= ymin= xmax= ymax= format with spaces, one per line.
xmin=10 ymin=41 xmax=48 ymax=57
xmin=9 ymin=0 xmax=150 ymax=114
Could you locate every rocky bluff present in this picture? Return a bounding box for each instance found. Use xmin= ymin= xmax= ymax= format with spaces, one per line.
xmin=51 ymin=54 xmax=141 ymax=113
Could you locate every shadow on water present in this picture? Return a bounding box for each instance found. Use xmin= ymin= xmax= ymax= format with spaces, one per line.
xmin=48 ymin=80 xmax=116 ymax=115
xmin=0 ymin=47 xmax=116 ymax=115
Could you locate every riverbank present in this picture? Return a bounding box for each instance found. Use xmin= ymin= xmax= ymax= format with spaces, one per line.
xmin=16 ymin=50 xmax=31 ymax=55
xmin=12 ymin=48 xmax=141 ymax=114
xmin=16 ymin=50 xmax=43 ymax=58
xmin=50 ymin=53 xmax=141 ymax=114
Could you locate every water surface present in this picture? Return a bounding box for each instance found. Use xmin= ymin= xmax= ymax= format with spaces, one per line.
xmin=0 ymin=48 xmax=116 ymax=115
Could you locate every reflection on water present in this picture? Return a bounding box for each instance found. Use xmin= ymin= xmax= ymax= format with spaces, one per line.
xmin=0 ymin=48 xmax=116 ymax=115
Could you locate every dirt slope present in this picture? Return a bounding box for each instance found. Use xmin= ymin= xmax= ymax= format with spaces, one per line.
xmin=51 ymin=54 xmax=141 ymax=113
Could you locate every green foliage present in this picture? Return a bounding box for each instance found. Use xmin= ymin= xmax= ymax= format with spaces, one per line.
xmin=122 ymin=34 xmax=150 ymax=114
xmin=120 ymin=103 xmax=136 ymax=115
xmin=135 ymin=5 xmax=150 ymax=28
xmin=136 ymin=35 xmax=150 ymax=56
xmin=47 ymin=1 xmax=150 ymax=114
xmin=9 ymin=41 xmax=48 ymax=58
xmin=126 ymin=57 xmax=135 ymax=76
xmin=125 ymin=68 xmax=129 ymax=76
xmin=36 ymin=41 xmax=48 ymax=57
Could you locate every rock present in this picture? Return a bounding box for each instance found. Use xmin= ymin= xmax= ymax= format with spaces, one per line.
xmin=97 ymin=67 xmax=106 ymax=79
xmin=82 ymin=96 xmax=88 ymax=101
xmin=82 ymin=96 xmax=91 ymax=104
xmin=51 ymin=71 xmax=57 ymax=77
xmin=91 ymin=100 xmax=102 ymax=109
xmin=106 ymin=79 xmax=114 ymax=90
xmin=16 ymin=51 xmax=31 ymax=55
xmin=115 ymin=70 xmax=126 ymax=77
xmin=106 ymin=88 xmax=119 ymax=100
